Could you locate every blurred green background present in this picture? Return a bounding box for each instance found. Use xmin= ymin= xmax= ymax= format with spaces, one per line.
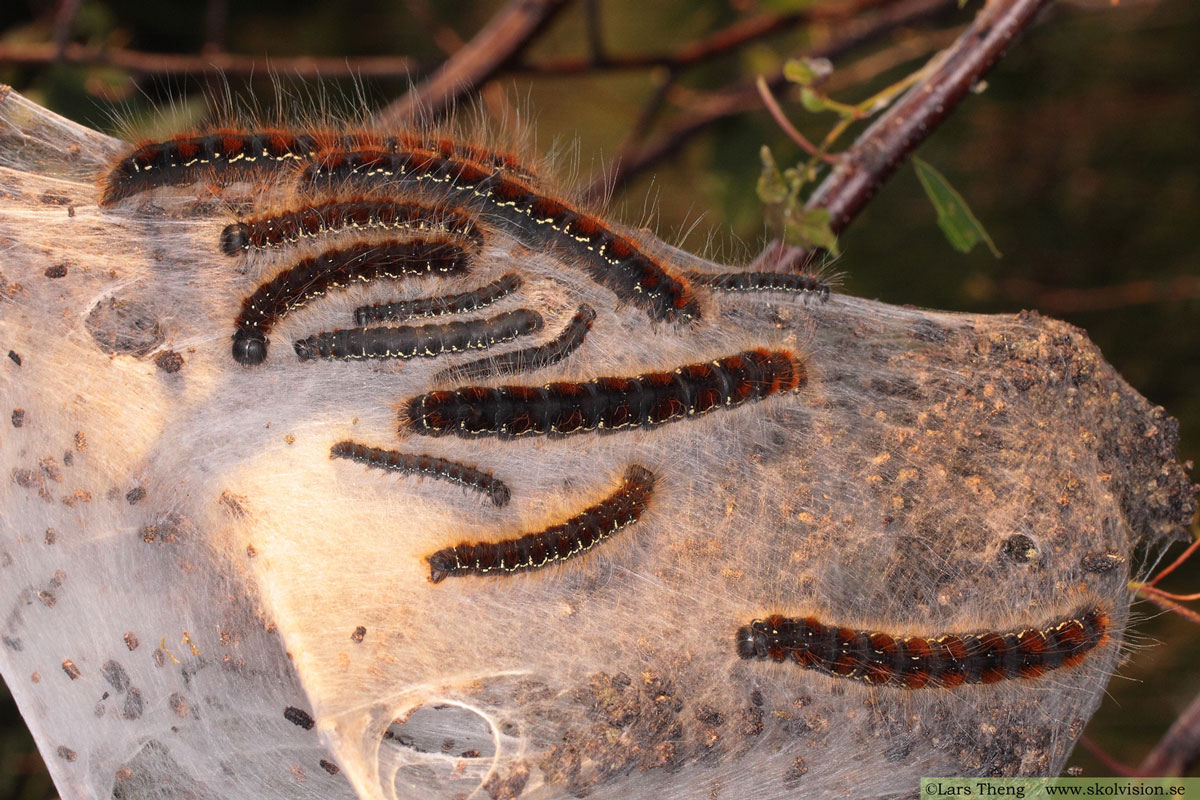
xmin=1 ymin=0 xmax=1196 ymax=796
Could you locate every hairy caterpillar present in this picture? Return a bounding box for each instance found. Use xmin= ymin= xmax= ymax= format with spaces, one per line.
xmin=100 ymin=131 xmax=322 ymax=206
xmin=426 ymin=464 xmax=656 ymax=582
xmin=99 ymin=130 xmax=534 ymax=206
xmin=293 ymin=308 xmax=543 ymax=361
xmin=735 ymin=607 xmax=1110 ymax=689
xmin=302 ymin=149 xmax=700 ymax=322
xmin=403 ymin=348 xmax=807 ymax=438
xmin=232 ymin=237 xmax=470 ymax=365
xmin=435 ymin=303 xmax=596 ymax=383
xmin=354 ymin=273 xmax=522 ymax=325
xmin=686 ymin=270 xmax=831 ymax=301
xmin=220 ymin=197 xmax=484 ymax=256
xmin=329 ymin=440 xmax=510 ymax=507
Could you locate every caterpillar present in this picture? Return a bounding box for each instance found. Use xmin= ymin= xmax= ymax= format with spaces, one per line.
xmin=354 ymin=274 xmax=522 ymax=325
xmin=427 ymin=464 xmax=656 ymax=582
xmin=100 ymin=131 xmax=322 ymax=206
xmin=293 ymin=308 xmax=543 ymax=361
xmin=302 ymin=149 xmax=700 ymax=323
xmin=220 ymin=197 xmax=484 ymax=255
xmin=435 ymin=303 xmax=595 ymax=383
xmin=232 ymin=237 xmax=469 ymax=365
xmin=99 ymin=130 xmax=536 ymax=206
xmin=404 ymin=348 xmax=806 ymax=438
xmin=735 ymin=607 xmax=1109 ymax=689
xmin=686 ymin=271 xmax=831 ymax=301
xmin=330 ymin=440 xmax=510 ymax=507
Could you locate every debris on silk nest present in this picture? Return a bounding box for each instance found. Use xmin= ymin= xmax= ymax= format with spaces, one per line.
xmin=0 ymin=85 xmax=1194 ymax=800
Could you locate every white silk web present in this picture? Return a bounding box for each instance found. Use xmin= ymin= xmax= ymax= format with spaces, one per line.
xmin=0 ymin=87 xmax=1193 ymax=800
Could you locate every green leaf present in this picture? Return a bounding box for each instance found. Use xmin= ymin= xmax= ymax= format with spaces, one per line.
xmin=784 ymin=57 xmax=831 ymax=86
xmin=799 ymin=87 xmax=827 ymax=113
xmin=912 ymin=156 xmax=1001 ymax=258
xmin=756 ymin=145 xmax=789 ymax=204
xmin=784 ymin=207 xmax=840 ymax=256
xmin=784 ymin=59 xmax=816 ymax=86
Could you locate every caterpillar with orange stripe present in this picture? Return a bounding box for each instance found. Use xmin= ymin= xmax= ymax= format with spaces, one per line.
xmin=735 ymin=608 xmax=1110 ymax=689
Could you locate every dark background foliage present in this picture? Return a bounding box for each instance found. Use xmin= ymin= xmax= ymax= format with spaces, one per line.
xmin=1 ymin=1 xmax=1196 ymax=796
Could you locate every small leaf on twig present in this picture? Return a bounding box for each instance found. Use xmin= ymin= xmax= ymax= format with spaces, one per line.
xmin=800 ymin=87 xmax=828 ymax=113
xmin=784 ymin=207 xmax=839 ymax=256
xmin=783 ymin=57 xmax=832 ymax=87
xmin=757 ymin=146 xmax=789 ymax=204
xmin=913 ymin=156 xmax=1001 ymax=258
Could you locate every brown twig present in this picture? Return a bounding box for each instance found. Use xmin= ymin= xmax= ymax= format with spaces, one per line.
xmin=0 ymin=42 xmax=419 ymax=78
xmin=1139 ymin=592 xmax=1200 ymax=626
xmin=1150 ymin=539 xmax=1200 ymax=588
xmin=612 ymin=71 xmax=678 ymax=172
xmin=511 ymin=3 xmax=891 ymax=75
xmin=822 ymin=25 xmax=959 ymax=95
xmin=1000 ymin=275 xmax=1200 ymax=314
xmin=52 ymin=0 xmax=81 ymax=61
xmin=203 ymin=0 xmax=229 ymax=54
xmin=756 ymin=76 xmax=840 ymax=164
xmin=583 ymin=0 xmax=958 ymax=201
xmin=376 ymin=0 xmax=571 ymax=127
xmin=1139 ymin=688 xmax=1200 ymax=777
xmin=1139 ymin=585 xmax=1200 ymax=605
xmin=1075 ymin=736 xmax=1142 ymax=778
xmin=583 ymin=0 xmax=606 ymax=65
xmin=806 ymin=0 xmax=1057 ymax=235
xmin=402 ymin=0 xmax=465 ymax=55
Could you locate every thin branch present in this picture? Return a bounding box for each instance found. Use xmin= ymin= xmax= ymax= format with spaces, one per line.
xmin=613 ymin=70 xmax=677 ymax=166
xmin=579 ymin=69 xmax=680 ymax=206
xmin=1139 ymin=584 xmax=1200 ymax=605
xmin=52 ymin=0 xmax=81 ymax=61
xmin=203 ymin=0 xmax=229 ymax=54
xmin=579 ymin=81 xmax=762 ymax=202
xmin=1139 ymin=592 xmax=1200 ymax=626
xmin=747 ymin=239 xmax=819 ymax=274
xmin=1075 ymin=736 xmax=1141 ymax=778
xmin=756 ymin=76 xmax=840 ymax=164
xmin=1139 ymin=688 xmax=1200 ymax=777
xmin=511 ymin=3 xmax=891 ymax=75
xmin=401 ymin=0 xmax=465 ymax=55
xmin=999 ymin=275 xmax=1200 ymax=314
xmin=821 ymin=25 xmax=959 ymax=95
xmin=584 ymin=0 xmax=957 ymax=200
xmin=376 ymin=0 xmax=571 ymax=127
xmin=1150 ymin=538 xmax=1200 ymax=588
xmin=806 ymin=0 xmax=1057 ymax=235
xmin=0 ymin=42 xmax=419 ymax=78
xmin=583 ymin=0 xmax=606 ymax=65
